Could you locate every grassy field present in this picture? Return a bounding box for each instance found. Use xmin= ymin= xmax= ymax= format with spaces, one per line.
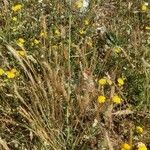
xmin=0 ymin=0 xmax=150 ymax=149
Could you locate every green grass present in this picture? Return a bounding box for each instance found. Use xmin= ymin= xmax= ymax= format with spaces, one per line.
xmin=0 ymin=0 xmax=150 ymax=149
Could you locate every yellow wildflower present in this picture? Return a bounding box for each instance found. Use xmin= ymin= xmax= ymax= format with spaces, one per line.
xmin=18 ymin=38 xmax=25 ymax=43
xmin=12 ymin=16 xmax=17 ymax=21
xmin=112 ymin=95 xmax=121 ymax=104
xmin=6 ymin=69 xmax=19 ymax=79
xmin=138 ymin=143 xmax=147 ymax=150
xmin=40 ymin=31 xmax=47 ymax=38
xmin=97 ymin=95 xmax=106 ymax=103
xmin=84 ymin=20 xmax=89 ymax=25
xmin=34 ymin=39 xmax=40 ymax=44
xmin=0 ymin=68 xmax=5 ymax=75
xmin=98 ymin=78 xmax=107 ymax=85
xmin=79 ymin=29 xmax=86 ymax=35
xmin=75 ymin=0 xmax=83 ymax=8
xmin=12 ymin=4 xmax=22 ymax=12
xmin=17 ymin=50 xmax=26 ymax=56
xmin=145 ymin=26 xmax=150 ymax=30
xmin=117 ymin=78 xmax=124 ymax=86
xmin=113 ymin=46 xmax=122 ymax=53
xmin=12 ymin=68 xmax=19 ymax=76
xmin=121 ymin=143 xmax=131 ymax=150
xmin=6 ymin=71 xmax=15 ymax=79
xmin=136 ymin=126 xmax=144 ymax=134
xmin=17 ymin=38 xmax=25 ymax=47
xmin=141 ymin=2 xmax=148 ymax=11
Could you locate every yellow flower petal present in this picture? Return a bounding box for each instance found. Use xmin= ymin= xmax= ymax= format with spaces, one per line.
xmin=113 ymin=46 xmax=122 ymax=53
xmin=79 ymin=29 xmax=86 ymax=35
xmin=117 ymin=78 xmax=124 ymax=86
xmin=34 ymin=39 xmax=40 ymax=45
xmin=6 ymin=71 xmax=16 ymax=79
xmin=98 ymin=78 xmax=107 ymax=85
xmin=18 ymin=38 xmax=25 ymax=43
xmin=121 ymin=143 xmax=131 ymax=150
xmin=84 ymin=20 xmax=89 ymax=25
xmin=12 ymin=4 xmax=22 ymax=12
xmin=0 ymin=68 xmax=5 ymax=75
xmin=75 ymin=0 xmax=83 ymax=8
xmin=17 ymin=50 xmax=26 ymax=56
xmin=17 ymin=38 xmax=25 ymax=47
xmin=145 ymin=26 xmax=150 ymax=30
xmin=112 ymin=95 xmax=121 ymax=104
xmin=40 ymin=31 xmax=47 ymax=38
xmin=97 ymin=95 xmax=106 ymax=103
xmin=12 ymin=16 xmax=17 ymax=21
xmin=136 ymin=126 xmax=144 ymax=134
xmin=138 ymin=143 xmax=147 ymax=150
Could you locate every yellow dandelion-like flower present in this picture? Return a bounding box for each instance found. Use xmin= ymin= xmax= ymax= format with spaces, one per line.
xmin=113 ymin=46 xmax=122 ymax=53
xmin=17 ymin=38 xmax=25 ymax=47
xmin=34 ymin=39 xmax=40 ymax=44
xmin=141 ymin=2 xmax=148 ymax=11
xmin=12 ymin=68 xmax=19 ymax=76
xmin=136 ymin=126 xmax=144 ymax=134
xmin=12 ymin=4 xmax=22 ymax=12
xmin=17 ymin=50 xmax=26 ymax=56
xmin=138 ymin=143 xmax=147 ymax=150
xmin=79 ymin=29 xmax=86 ymax=35
xmin=18 ymin=38 xmax=25 ymax=43
xmin=98 ymin=78 xmax=107 ymax=85
xmin=40 ymin=31 xmax=47 ymax=38
xmin=84 ymin=20 xmax=89 ymax=25
xmin=121 ymin=143 xmax=131 ymax=150
xmin=0 ymin=68 xmax=5 ymax=75
xmin=145 ymin=26 xmax=150 ymax=30
xmin=12 ymin=16 xmax=17 ymax=21
xmin=97 ymin=95 xmax=106 ymax=103
xmin=117 ymin=78 xmax=124 ymax=86
xmin=75 ymin=0 xmax=83 ymax=8
xmin=112 ymin=95 xmax=121 ymax=104
xmin=6 ymin=69 xmax=19 ymax=79
xmin=6 ymin=71 xmax=15 ymax=79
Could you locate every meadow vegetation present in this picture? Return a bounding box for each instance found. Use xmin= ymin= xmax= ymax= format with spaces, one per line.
xmin=0 ymin=0 xmax=150 ymax=149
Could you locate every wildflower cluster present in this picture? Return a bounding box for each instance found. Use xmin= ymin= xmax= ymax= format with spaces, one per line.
xmin=17 ymin=38 xmax=25 ymax=47
xmin=12 ymin=4 xmax=22 ymax=12
xmin=97 ymin=76 xmax=125 ymax=104
xmin=121 ymin=126 xmax=147 ymax=150
xmin=0 ymin=68 xmax=19 ymax=79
